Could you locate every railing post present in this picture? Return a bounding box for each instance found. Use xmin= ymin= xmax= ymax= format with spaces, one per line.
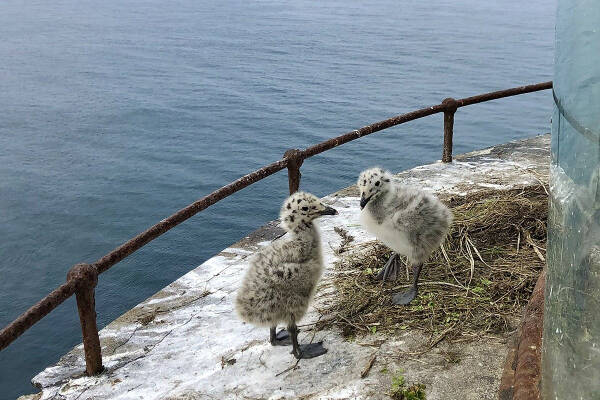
xmin=442 ymin=97 xmax=458 ymax=163
xmin=284 ymin=149 xmax=304 ymax=194
xmin=67 ymin=263 xmax=103 ymax=375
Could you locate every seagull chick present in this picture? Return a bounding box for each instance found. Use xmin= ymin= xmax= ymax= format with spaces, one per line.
xmin=235 ymin=191 xmax=338 ymax=359
xmin=358 ymin=167 xmax=452 ymax=305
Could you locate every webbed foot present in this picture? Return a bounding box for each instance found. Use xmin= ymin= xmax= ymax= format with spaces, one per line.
xmin=391 ymin=287 xmax=418 ymax=305
xmin=292 ymin=342 xmax=328 ymax=359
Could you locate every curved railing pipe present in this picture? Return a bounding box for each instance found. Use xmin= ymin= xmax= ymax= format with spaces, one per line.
xmin=0 ymin=81 xmax=553 ymax=376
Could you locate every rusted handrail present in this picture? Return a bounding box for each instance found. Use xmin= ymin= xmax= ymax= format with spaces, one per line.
xmin=0 ymin=81 xmax=552 ymax=376
xmin=0 ymin=280 xmax=78 ymax=348
xmin=94 ymin=159 xmax=290 ymax=275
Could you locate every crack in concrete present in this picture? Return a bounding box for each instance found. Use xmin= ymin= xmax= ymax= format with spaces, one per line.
xmin=107 ymin=314 xmax=195 ymax=375
xmin=109 ymin=325 xmax=143 ymax=356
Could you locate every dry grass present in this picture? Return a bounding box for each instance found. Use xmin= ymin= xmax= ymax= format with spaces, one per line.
xmin=316 ymin=185 xmax=548 ymax=345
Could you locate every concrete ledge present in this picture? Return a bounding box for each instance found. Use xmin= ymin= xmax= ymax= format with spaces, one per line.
xmin=22 ymin=134 xmax=550 ymax=400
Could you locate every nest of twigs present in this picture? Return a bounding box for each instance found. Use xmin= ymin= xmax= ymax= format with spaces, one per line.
xmin=316 ymin=185 xmax=548 ymax=344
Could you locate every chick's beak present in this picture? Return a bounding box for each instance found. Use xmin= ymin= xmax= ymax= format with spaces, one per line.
xmin=360 ymin=195 xmax=371 ymax=210
xmin=319 ymin=205 xmax=338 ymax=216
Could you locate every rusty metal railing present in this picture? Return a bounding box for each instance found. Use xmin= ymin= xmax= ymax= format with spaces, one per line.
xmin=0 ymin=81 xmax=552 ymax=376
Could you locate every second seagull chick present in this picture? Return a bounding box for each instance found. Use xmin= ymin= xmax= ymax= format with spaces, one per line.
xmin=235 ymin=191 xmax=338 ymax=359
xmin=358 ymin=167 xmax=452 ymax=305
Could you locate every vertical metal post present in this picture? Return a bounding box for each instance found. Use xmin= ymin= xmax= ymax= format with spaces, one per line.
xmin=442 ymin=98 xmax=458 ymax=163
xmin=67 ymin=263 xmax=103 ymax=375
xmin=284 ymin=149 xmax=304 ymax=194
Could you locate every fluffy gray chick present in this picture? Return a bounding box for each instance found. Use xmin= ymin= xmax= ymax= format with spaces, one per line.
xmin=358 ymin=167 xmax=452 ymax=305
xmin=235 ymin=191 xmax=338 ymax=359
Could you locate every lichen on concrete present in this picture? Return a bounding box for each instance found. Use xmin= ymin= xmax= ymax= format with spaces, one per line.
xmin=21 ymin=134 xmax=550 ymax=400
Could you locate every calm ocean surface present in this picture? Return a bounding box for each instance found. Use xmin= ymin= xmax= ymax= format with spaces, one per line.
xmin=0 ymin=0 xmax=554 ymax=397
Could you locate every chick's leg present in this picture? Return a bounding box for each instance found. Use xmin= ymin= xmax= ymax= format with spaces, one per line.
xmin=391 ymin=263 xmax=422 ymax=305
xmin=288 ymin=319 xmax=327 ymax=359
xmin=376 ymin=253 xmax=401 ymax=281
xmin=270 ymin=326 xmax=291 ymax=346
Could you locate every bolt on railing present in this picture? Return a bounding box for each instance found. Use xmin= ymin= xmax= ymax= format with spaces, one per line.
xmin=0 ymin=81 xmax=552 ymax=377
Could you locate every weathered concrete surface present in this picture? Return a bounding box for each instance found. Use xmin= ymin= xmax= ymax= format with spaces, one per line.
xmin=20 ymin=135 xmax=550 ymax=400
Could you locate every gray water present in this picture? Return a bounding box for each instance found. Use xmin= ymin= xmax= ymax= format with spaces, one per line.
xmin=0 ymin=1 xmax=554 ymax=398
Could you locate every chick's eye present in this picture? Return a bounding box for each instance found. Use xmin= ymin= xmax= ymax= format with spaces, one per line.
xmin=302 ymin=206 xmax=309 ymax=211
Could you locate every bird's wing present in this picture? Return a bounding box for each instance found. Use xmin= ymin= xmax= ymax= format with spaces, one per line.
xmin=269 ymin=262 xmax=307 ymax=287
xmin=390 ymin=190 xmax=436 ymax=231
xmin=250 ymin=239 xmax=312 ymax=274
xmin=247 ymin=247 xmax=297 ymax=287
xmin=391 ymin=207 xmax=415 ymax=231
xmin=276 ymin=239 xmax=313 ymax=264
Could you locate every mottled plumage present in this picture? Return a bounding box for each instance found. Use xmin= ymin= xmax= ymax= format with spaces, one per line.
xmin=358 ymin=167 xmax=452 ymax=304
xmin=235 ymin=191 xmax=337 ymax=359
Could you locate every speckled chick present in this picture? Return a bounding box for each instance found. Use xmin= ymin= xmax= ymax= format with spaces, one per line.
xmin=358 ymin=167 xmax=453 ymax=305
xmin=235 ymin=191 xmax=337 ymax=359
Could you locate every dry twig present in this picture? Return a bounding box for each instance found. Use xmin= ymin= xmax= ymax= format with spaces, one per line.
xmin=360 ymin=354 xmax=378 ymax=378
